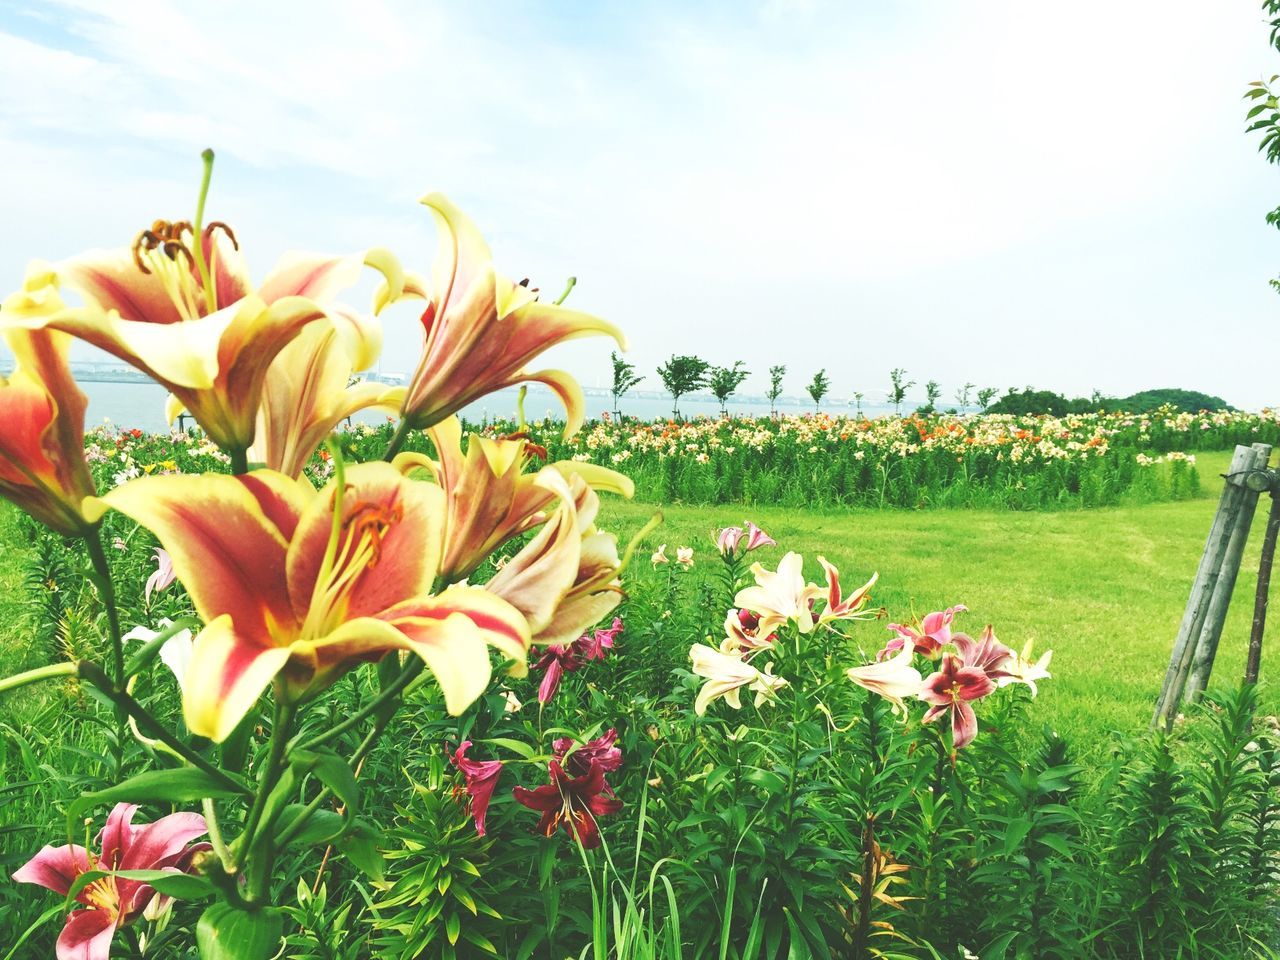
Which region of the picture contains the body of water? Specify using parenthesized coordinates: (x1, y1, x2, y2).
(79, 381, 904, 433)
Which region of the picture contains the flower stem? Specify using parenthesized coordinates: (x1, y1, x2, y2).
(292, 659, 423, 752)
(77, 661, 250, 796)
(228, 446, 249, 475)
(382, 419, 412, 461)
(236, 697, 297, 891)
(84, 528, 126, 777)
(0, 661, 77, 695)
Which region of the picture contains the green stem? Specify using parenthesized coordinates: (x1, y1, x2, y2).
(228, 446, 249, 475)
(0, 661, 77, 695)
(202, 798, 234, 873)
(236, 698, 296, 878)
(293, 659, 423, 752)
(77, 661, 250, 796)
(84, 529, 126, 778)
(382, 419, 412, 461)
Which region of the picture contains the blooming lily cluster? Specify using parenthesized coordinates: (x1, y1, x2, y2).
(692, 545, 1052, 751)
(0, 153, 636, 957)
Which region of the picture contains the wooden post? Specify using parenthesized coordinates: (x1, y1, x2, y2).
(1184, 443, 1272, 700)
(1245, 477, 1280, 685)
(1153, 445, 1261, 729)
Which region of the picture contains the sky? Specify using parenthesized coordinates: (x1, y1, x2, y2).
(0, 0, 1278, 409)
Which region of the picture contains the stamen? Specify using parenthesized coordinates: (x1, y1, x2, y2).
(205, 220, 239, 250)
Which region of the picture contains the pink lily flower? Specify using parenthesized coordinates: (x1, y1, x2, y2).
(449, 741, 503, 837)
(13, 803, 207, 960)
(512, 760, 622, 849)
(812, 557, 878, 626)
(743, 521, 776, 551)
(954, 624, 1016, 682)
(882, 604, 968, 660)
(919, 654, 996, 749)
(144, 547, 176, 603)
(715, 526, 744, 557)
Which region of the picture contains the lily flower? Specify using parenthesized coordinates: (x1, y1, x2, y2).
(99, 461, 529, 740)
(996, 638, 1053, 696)
(715, 526, 744, 556)
(743, 521, 776, 551)
(883, 604, 968, 660)
(123, 619, 194, 692)
(553, 728, 623, 780)
(396, 193, 626, 437)
(676, 546, 694, 567)
(0, 326, 100, 536)
(144, 547, 176, 603)
(248, 308, 403, 477)
(734, 552, 815, 636)
(534, 643, 582, 704)
(954, 624, 1016, 682)
(1, 175, 404, 455)
(449, 741, 503, 837)
(573, 617, 623, 662)
(512, 759, 622, 849)
(689, 643, 788, 715)
(14, 803, 207, 960)
(720, 608, 777, 660)
(401, 415, 632, 583)
(919, 653, 996, 749)
(846, 643, 924, 714)
(651, 543, 669, 566)
(812, 557, 878, 626)
(486, 471, 625, 647)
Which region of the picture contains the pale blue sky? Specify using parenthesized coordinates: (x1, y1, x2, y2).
(1, 0, 1277, 408)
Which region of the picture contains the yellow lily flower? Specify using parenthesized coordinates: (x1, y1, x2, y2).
(393, 194, 626, 437)
(397, 416, 633, 584)
(0, 323, 102, 536)
(248, 306, 403, 478)
(98, 462, 529, 741)
(689, 644, 788, 715)
(0, 177, 403, 458)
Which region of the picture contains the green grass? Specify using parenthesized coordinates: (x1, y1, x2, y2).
(598, 448, 1280, 754)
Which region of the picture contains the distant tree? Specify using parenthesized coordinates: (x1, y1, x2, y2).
(917, 380, 943, 415)
(889, 368, 915, 416)
(1119, 388, 1229, 413)
(954, 382, 975, 410)
(657, 354, 711, 419)
(1244, 6, 1280, 290)
(977, 387, 998, 411)
(708, 361, 750, 416)
(767, 365, 787, 416)
(852, 390, 865, 417)
(806, 369, 831, 412)
(610, 351, 644, 419)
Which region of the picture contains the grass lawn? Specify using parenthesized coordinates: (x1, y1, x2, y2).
(0, 448, 1272, 760)
(598, 448, 1280, 755)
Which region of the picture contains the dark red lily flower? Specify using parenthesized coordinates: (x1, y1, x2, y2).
(512, 760, 622, 849)
(449, 741, 504, 836)
(534, 644, 583, 703)
(573, 617, 623, 662)
(920, 654, 996, 749)
(553, 728, 623, 785)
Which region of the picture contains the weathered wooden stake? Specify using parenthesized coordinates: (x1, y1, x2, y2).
(1153, 444, 1268, 729)
(1245, 476, 1280, 685)
(1185, 443, 1273, 700)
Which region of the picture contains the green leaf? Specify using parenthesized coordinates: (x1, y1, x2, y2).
(337, 831, 385, 881)
(479, 737, 535, 760)
(290, 748, 360, 815)
(68, 768, 247, 827)
(66, 869, 212, 907)
(196, 904, 283, 960)
(445, 910, 461, 945)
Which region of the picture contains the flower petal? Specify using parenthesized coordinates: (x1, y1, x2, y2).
(12, 844, 92, 896)
(118, 812, 207, 873)
(182, 614, 292, 742)
(56, 907, 117, 960)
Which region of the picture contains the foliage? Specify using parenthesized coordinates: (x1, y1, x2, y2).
(708, 361, 750, 414)
(889, 368, 915, 416)
(611, 351, 646, 418)
(657, 355, 712, 418)
(767, 365, 787, 416)
(804, 368, 830, 411)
